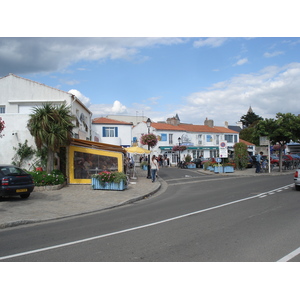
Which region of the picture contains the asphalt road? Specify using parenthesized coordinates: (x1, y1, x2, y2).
(0, 167, 299, 262)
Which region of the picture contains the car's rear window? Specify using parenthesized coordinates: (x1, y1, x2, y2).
(0, 166, 28, 176)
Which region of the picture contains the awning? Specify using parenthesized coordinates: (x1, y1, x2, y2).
(188, 146, 218, 150)
(159, 146, 173, 150)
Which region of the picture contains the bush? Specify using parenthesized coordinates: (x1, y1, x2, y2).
(28, 170, 65, 186)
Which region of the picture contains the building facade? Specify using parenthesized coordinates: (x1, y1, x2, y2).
(132, 116, 254, 165)
(91, 117, 133, 147)
(0, 73, 92, 167)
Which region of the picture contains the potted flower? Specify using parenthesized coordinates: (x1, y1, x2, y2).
(185, 154, 196, 168)
(172, 145, 187, 152)
(203, 161, 214, 171)
(91, 171, 127, 190)
(0, 116, 5, 138)
(223, 162, 235, 173)
(140, 133, 158, 148)
(213, 163, 224, 173)
(140, 161, 148, 171)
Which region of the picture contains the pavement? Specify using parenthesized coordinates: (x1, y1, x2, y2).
(0, 166, 295, 229)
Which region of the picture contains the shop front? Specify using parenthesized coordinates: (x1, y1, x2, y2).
(68, 139, 126, 184)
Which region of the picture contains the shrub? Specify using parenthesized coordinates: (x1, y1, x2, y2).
(28, 170, 65, 186)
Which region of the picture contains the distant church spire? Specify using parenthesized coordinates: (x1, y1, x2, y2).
(248, 106, 253, 113)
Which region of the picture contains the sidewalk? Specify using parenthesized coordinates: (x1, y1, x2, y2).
(0, 168, 161, 229)
(0, 166, 295, 229)
(198, 166, 295, 176)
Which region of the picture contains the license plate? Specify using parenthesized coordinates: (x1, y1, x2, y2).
(16, 189, 27, 193)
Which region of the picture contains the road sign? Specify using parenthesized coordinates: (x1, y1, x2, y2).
(219, 141, 228, 158)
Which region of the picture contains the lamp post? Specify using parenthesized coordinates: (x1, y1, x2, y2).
(146, 118, 152, 179)
(178, 137, 181, 165)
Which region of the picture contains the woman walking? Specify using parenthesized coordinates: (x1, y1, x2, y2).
(150, 155, 159, 182)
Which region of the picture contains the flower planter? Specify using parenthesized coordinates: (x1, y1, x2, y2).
(207, 166, 214, 171)
(214, 166, 224, 173)
(224, 166, 234, 173)
(187, 164, 196, 169)
(92, 178, 127, 190)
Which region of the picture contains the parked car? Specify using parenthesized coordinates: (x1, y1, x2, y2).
(294, 169, 300, 191)
(191, 158, 202, 168)
(191, 157, 210, 168)
(0, 165, 34, 199)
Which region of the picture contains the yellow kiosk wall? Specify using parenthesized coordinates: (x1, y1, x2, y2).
(69, 145, 124, 184)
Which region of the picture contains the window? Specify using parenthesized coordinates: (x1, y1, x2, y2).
(216, 135, 219, 145)
(0, 106, 6, 113)
(234, 135, 238, 143)
(198, 134, 202, 145)
(161, 133, 167, 141)
(225, 134, 233, 143)
(169, 134, 173, 144)
(206, 135, 213, 142)
(103, 127, 118, 137)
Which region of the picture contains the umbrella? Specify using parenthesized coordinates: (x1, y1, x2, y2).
(125, 146, 151, 180)
(125, 146, 150, 154)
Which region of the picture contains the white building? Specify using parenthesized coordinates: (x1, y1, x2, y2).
(132, 115, 253, 165)
(0, 73, 92, 166)
(91, 117, 133, 147)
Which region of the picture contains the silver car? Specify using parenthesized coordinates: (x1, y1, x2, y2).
(294, 169, 300, 191)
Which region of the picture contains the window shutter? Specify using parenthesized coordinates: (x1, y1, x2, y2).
(103, 127, 106, 137)
(115, 127, 118, 137)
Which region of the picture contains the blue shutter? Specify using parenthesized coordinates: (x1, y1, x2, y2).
(115, 127, 118, 137)
(103, 127, 106, 137)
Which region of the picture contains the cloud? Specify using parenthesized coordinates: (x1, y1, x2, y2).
(179, 62, 300, 126)
(111, 100, 127, 113)
(234, 58, 248, 66)
(0, 37, 187, 77)
(68, 89, 91, 107)
(264, 51, 284, 58)
(193, 37, 229, 48)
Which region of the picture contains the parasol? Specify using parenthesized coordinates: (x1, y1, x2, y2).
(125, 146, 151, 154)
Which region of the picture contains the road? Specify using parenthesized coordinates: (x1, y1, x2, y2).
(0, 167, 299, 262)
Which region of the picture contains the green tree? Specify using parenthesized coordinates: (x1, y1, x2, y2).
(27, 103, 75, 173)
(240, 111, 263, 128)
(233, 142, 249, 169)
(253, 113, 300, 171)
(239, 125, 260, 145)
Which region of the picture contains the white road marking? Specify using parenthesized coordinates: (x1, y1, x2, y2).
(277, 246, 300, 262)
(0, 184, 294, 261)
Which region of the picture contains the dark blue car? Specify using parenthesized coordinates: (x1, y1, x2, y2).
(0, 165, 34, 199)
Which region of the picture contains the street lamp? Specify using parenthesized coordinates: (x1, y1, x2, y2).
(146, 118, 151, 179)
(178, 137, 181, 165)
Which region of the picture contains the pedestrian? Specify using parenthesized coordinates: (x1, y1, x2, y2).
(256, 151, 263, 173)
(150, 155, 159, 182)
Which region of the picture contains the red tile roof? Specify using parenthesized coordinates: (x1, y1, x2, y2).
(150, 122, 239, 134)
(239, 138, 255, 146)
(92, 117, 133, 125)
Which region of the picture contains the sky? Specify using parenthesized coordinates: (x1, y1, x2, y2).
(1, 2, 300, 128)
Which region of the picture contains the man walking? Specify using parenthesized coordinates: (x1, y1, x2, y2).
(256, 151, 263, 173)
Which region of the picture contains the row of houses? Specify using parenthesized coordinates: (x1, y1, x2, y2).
(0, 73, 255, 170)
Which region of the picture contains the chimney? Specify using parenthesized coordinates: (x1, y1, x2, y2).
(204, 118, 214, 127)
(224, 121, 228, 128)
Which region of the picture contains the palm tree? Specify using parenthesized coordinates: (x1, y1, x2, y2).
(27, 103, 76, 173)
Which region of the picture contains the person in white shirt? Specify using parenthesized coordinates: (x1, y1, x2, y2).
(150, 155, 159, 182)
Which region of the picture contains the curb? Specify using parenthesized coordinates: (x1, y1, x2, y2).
(0, 181, 162, 229)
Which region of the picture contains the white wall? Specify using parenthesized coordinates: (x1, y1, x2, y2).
(0, 114, 36, 167)
(92, 124, 132, 147)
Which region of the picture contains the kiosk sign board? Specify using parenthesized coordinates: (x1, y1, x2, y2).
(219, 141, 228, 158)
